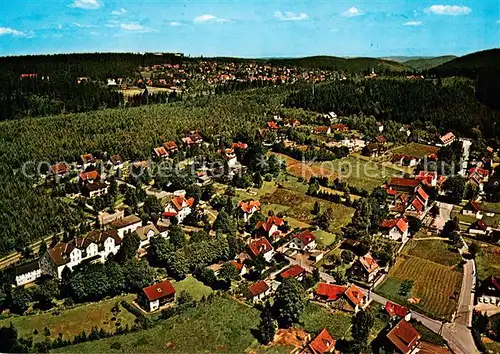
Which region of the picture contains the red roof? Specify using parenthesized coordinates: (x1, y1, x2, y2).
(411, 198, 424, 212)
(308, 328, 336, 353)
(389, 177, 421, 189)
(385, 302, 409, 318)
(142, 280, 176, 302)
(465, 200, 482, 212)
(256, 216, 284, 232)
(280, 265, 306, 279)
(231, 260, 245, 271)
(238, 200, 261, 213)
(294, 230, 316, 246)
(440, 132, 455, 144)
(248, 237, 273, 257)
(163, 140, 178, 151)
(267, 121, 279, 130)
(331, 123, 348, 131)
(248, 280, 269, 297)
(81, 153, 95, 164)
(80, 170, 100, 181)
(376, 135, 387, 143)
(380, 218, 408, 234)
(415, 187, 429, 202)
(468, 167, 489, 178)
(359, 253, 379, 274)
(387, 319, 421, 354)
(316, 283, 347, 301)
(231, 142, 248, 150)
(344, 284, 365, 306)
(50, 162, 69, 175)
(154, 146, 168, 157)
(162, 211, 178, 218)
(170, 196, 195, 211)
(315, 126, 330, 133)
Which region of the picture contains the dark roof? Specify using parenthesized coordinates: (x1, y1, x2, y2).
(15, 260, 40, 276)
(83, 181, 108, 192)
(389, 177, 421, 189)
(110, 214, 142, 229)
(110, 154, 123, 165)
(142, 280, 176, 301)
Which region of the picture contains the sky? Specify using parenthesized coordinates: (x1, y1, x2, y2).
(0, 0, 499, 58)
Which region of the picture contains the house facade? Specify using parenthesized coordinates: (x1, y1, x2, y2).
(15, 260, 42, 286)
(288, 230, 317, 252)
(140, 280, 176, 312)
(110, 214, 143, 238)
(164, 194, 195, 223)
(380, 218, 409, 242)
(247, 280, 271, 303)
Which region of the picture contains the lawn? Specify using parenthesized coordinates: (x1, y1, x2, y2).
(171, 276, 213, 301)
(376, 255, 462, 320)
(365, 303, 390, 342)
(312, 156, 399, 191)
(391, 143, 439, 159)
(270, 152, 337, 182)
(260, 188, 355, 233)
(312, 230, 337, 247)
(300, 303, 352, 340)
(0, 294, 136, 344)
(480, 202, 500, 214)
(54, 296, 260, 353)
(465, 238, 500, 281)
(403, 239, 462, 267)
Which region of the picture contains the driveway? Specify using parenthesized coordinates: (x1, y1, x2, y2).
(432, 202, 454, 231)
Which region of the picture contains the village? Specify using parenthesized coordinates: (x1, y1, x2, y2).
(1, 105, 499, 354)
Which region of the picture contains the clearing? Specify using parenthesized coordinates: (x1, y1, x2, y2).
(54, 296, 259, 353)
(391, 143, 439, 159)
(376, 255, 462, 320)
(0, 294, 136, 344)
(172, 275, 213, 301)
(403, 239, 462, 267)
(300, 302, 352, 340)
(270, 152, 337, 182)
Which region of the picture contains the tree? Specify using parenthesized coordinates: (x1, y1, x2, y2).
(407, 216, 422, 235)
(143, 195, 163, 215)
(38, 240, 48, 256)
(443, 176, 466, 204)
(331, 269, 348, 285)
(255, 301, 276, 344)
(177, 290, 193, 305)
(273, 278, 306, 328)
(213, 210, 236, 234)
(219, 262, 240, 285)
(190, 230, 210, 243)
(441, 219, 460, 238)
(0, 323, 20, 353)
(253, 172, 263, 188)
(168, 225, 187, 249)
(312, 201, 321, 215)
(34, 278, 60, 309)
(341, 250, 354, 264)
(314, 207, 333, 230)
(350, 310, 374, 352)
(123, 260, 154, 291)
(115, 232, 140, 263)
(10, 287, 31, 314)
(399, 280, 414, 296)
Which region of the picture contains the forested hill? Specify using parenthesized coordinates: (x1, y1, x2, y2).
(403, 56, 456, 71)
(266, 56, 409, 72)
(430, 49, 500, 78)
(0, 52, 184, 80)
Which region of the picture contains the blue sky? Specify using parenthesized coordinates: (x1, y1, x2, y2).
(0, 0, 499, 57)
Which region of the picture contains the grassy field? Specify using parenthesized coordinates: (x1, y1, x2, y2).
(403, 240, 462, 267)
(271, 152, 337, 182)
(391, 143, 439, 159)
(376, 255, 462, 320)
(54, 296, 259, 353)
(300, 303, 352, 340)
(312, 156, 399, 191)
(119, 86, 172, 99)
(480, 202, 500, 214)
(465, 238, 500, 280)
(172, 276, 213, 301)
(260, 188, 354, 234)
(0, 295, 136, 344)
(312, 230, 337, 247)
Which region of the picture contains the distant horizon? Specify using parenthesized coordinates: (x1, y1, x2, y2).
(1, 0, 499, 58)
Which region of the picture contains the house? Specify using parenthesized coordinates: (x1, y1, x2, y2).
(40, 230, 122, 279)
(110, 214, 142, 238)
(288, 230, 317, 252)
(248, 237, 275, 262)
(314, 126, 331, 135)
(255, 216, 284, 239)
(196, 171, 212, 186)
(362, 143, 385, 157)
(135, 224, 160, 248)
(163, 141, 179, 154)
(285, 119, 301, 128)
(315, 283, 366, 312)
(107, 78, 117, 86)
(267, 121, 279, 130)
(385, 302, 410, 320)
(331, 124, 349, 133)
(386, 319, 421, 354)
(109, 154, 123, 169)
(154, 146, 169, 158)
(98, 209, 125, 226)
(50, 162, 69, 177)
(164, 194, 195, 223)
(462, 200, 482, 219)
(400, 125, 411, 137)
(182, 131, 203, 145)
(79, 170, 100, 183)
(388, 177, 421, 194)
(439, 132, 456, 146)
(375, 135, 387, 145)
(468, 220, 489, 236)
(350, 252, 381, 283)
(279, 265, 306, 281)
(238, 200, 261, 222)
(304, 328, 336, 354)
(343, 284, 367, 312)
(477, 276, 500, 306)
(247, 280, 271, 303)
(380, 218, 409, 242)
(315, 283, 347, 302)
(377, 122, 384, 132)
(406, 187, 429, 216)
(231, 260, 248, 276)
(15, 260, 42, 286)
(231, 142, 248, 150)
(415, 171, 438, 187)
(140, 280, 176, 312)
(82, 181, 108, 198)
(81, 153, 96, 168)
(391, 154, 420, 167)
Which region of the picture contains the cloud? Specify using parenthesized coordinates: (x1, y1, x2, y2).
(497, 19, 500, 24)
(111, 8, 127, 16)
(0, 27, 29, 37)
(424, 5, 471, 15)
(193, 14, 228, 24)
(74, 22, 95, 28)
(403, 21, 423, 26)
(169, 22, 182, 26)
(342, 7, 363, 17)
(119, 23, 156, 32)
(274, 11, 308, 21)
(69, 0, 101, 10)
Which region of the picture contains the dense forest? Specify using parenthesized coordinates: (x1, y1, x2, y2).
(284, 78, 500, 140)
(430, 49, 500, 78)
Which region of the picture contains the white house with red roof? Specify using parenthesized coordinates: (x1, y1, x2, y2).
(140, 280, 176, 312)
(79, 170, 100, 184)
(255, 216, 284, 239)
(315, 283, 367, 312)
(163, 193, 195, 223)
(238, 200, 261, 222)
(350, 252, 381, 283)
(405, 186, 429, 217)
(380, 218, 409, 242)
(386, 319, 421, 354)
(248, 237, 275, 262)
(288, 230, 317, 252)
(50, 162, 69, 177)
(439, 132, 456, 146)
(247, 280, 271, 303)
(279, 264, 306, 281)
(462, 200, 483, 219)
(304, 328, 336, 353)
